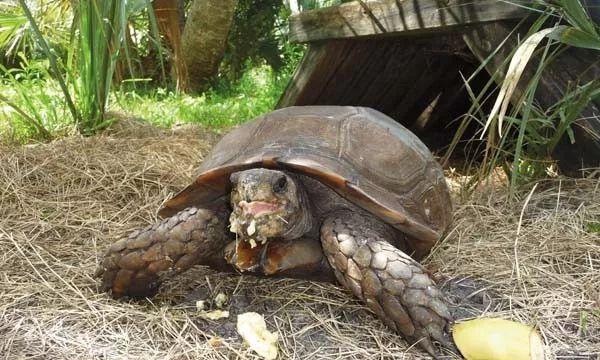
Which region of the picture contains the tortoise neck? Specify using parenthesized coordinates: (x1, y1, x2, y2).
(281, 173, 314, 240)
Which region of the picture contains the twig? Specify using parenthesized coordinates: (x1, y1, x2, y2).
(514, 183, 538, 280)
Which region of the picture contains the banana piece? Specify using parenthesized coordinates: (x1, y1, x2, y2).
(453, 318, 544, 360)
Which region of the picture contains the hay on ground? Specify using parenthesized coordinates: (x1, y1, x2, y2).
(0, 124, 598, 359)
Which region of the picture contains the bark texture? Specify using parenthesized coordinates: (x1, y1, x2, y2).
(153, 0, 188, 91)
(181, 0, 237, 92)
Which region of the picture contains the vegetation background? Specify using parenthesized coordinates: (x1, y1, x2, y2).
(0, 0, 309, 143)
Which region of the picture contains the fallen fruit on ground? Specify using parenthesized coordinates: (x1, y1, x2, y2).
(453, 318, 544, 360)
(236, 312, 278, 360)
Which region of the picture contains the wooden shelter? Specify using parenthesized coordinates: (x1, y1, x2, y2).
(277, 0, 600, 174)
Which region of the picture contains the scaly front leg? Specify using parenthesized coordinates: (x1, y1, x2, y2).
(320, 210, 454, 358)
(96, 207, 228, 298)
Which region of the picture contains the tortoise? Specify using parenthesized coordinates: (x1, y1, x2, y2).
(96, 106, 454, 357)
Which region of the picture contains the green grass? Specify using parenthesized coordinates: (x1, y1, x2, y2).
(0, 61, 71, 142)
(587, 222, 600, 234)
(0, 63, 295, 143)
(114, 64, 291, 129)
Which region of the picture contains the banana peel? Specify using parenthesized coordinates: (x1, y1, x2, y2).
(453, 318, 544, 360)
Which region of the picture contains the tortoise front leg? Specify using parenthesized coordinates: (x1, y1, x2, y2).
(320, 211, 454, 358)
(96, 207, 228, 299)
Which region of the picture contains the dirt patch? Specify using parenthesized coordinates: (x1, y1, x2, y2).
(0, 123, 598, 359)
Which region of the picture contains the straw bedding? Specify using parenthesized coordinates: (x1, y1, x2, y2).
(0, 123, 598, 359)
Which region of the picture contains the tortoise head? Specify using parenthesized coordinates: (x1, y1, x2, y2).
(229, 169, 313, 244)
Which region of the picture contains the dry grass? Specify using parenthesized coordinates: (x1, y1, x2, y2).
(0, 123, 598, 359)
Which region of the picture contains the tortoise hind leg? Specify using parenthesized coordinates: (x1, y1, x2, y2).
(320, 210, 454, 358)
(96, 207, 228, 299)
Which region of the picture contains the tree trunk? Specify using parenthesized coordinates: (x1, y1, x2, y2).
(181, 0, 238, 92)
(153, 0, 187, 91)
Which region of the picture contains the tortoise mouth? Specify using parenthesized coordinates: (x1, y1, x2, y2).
(239, 200, 284, 217)
(230, 200, 290, 241)
(229, 238, 268, 272)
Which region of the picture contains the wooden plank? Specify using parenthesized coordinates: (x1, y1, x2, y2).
(316, 40, 381, 105)
(463, 21, 600, 174)
(276, 43, 330, 108)
(388, 50, 453, 122)
(277, 41, 356, 107)
(289, 0, 531, 43)
(277, 35, 477, 130)
(337, 41, 397, 104)
(355, 42, 418, 107)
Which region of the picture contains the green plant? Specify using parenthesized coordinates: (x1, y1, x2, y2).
(0, 57, 69, 141)
(17, 0, 81, 127)
(587, 222, 600, 233)
(72, 0, 125, 134)
(0, 1, 71, 63)
(1, 1, 301, 141)
(3, 0, 166, 136)
(126, 0, 167, 85)
(223, 0, 286, 80)
(447, 0, 600, 191)
(0, 60, 295, 142)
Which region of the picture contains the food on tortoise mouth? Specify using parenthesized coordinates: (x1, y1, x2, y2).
(247, 220, 256, 236)
(229, 202, 287, 243)
(240, 201, 282, 217)
(230, 237, 267, 271)
(248, 238, 258, 248)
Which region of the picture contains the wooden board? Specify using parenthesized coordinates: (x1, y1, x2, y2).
(277, 41, 354, 108)
(276, 35, 481, 151)
(289, 0, 531, 43)
(277, 43, 330, 108)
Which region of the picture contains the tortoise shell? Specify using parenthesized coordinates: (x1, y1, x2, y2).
(159, 106, 452, 257)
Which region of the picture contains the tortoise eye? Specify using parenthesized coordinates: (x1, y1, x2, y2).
(272, 176, 287, 194)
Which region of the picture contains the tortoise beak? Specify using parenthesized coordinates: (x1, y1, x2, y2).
(239, 200, 283, 217)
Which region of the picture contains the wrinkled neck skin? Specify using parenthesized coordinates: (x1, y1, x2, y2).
(281, 177, 313, 239)
(229, 169, 314, 243)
